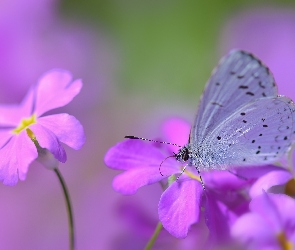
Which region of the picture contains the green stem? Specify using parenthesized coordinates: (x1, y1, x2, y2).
(54, 168, 75, 250)
(144, 222, 163, 250)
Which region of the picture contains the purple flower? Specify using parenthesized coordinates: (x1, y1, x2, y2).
(0, 69, 85, 185)
(0, 0, 112, 107)
(248, 162, 295, 200)
(105, 118, 262, 241)
(231, 192, 295, 249)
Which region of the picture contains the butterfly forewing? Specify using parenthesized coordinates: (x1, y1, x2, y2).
(190, 50, 278, 144)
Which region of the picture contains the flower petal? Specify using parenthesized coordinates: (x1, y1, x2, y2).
(37, 114, 85, 150)
(203, 170, 250, 191)
(231, 212, 277, 249)
(105, 139, 178, 172)
(204, 190, 237, 244)
(261, 193, 295, 231)
(112, 167, 172, 195)
(0, 129, 13, 149)
(30, 123, 66, 162)
(34, 69, 82, 116)
(250, 192, 282, 233)
(0, 133, 37, 185)
(249, 170, 292, 198)
(161, 118, 190, 152)
(158, 179, 202, 238)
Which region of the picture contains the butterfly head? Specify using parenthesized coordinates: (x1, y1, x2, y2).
(175, 146, 190, 163)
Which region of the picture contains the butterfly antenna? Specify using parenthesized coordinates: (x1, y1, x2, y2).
(125, 135, 182, 148)
(159, 155, 176, 176)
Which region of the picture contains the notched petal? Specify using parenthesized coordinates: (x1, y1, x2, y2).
(158, 179, 202, 238)
(0, 133, 37, 185)
(35, 69, 82, 116)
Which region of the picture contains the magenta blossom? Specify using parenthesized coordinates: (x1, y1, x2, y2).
(0, 69, 85, 185)
(232, 192, 295, 249)
(105, 118, 272, 241)
(104, 118, 206, 238)
(247, 157, 295, 201)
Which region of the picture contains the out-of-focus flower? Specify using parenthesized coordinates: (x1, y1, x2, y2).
(111, 198, 210, 250)
(0, 1, 114, 249)
(231, 192, 295, 249)
(0, 69, 85, 185)
(105, 118, 268, 242)
(220, 8, 295, 99)
(249, 164, 295, 198)
(0, 0, 114, 107)
(105, 134, 199, 239)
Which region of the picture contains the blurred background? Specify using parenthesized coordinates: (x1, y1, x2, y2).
(0, 0, 295, 249)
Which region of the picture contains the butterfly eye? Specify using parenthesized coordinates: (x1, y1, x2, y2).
(182, 148, 190, 161)
(183, 153, 189, 161)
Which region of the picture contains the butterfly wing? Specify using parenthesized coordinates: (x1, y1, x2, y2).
(197, 96, 295, 170)
(190, 50, 278, 144)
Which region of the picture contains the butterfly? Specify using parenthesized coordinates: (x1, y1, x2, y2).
(127, 50, 295, 179)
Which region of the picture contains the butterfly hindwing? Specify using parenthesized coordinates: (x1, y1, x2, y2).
(198, 96, 295, 169)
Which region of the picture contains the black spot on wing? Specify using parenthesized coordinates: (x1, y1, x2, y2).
(211, 102, 223, 107)
(239, 85, 248, 89)
(258, 81, 266, 89)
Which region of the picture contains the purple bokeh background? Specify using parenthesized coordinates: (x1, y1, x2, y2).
(0, 1, 295, 249)
(220, 7, 295, 100)
(0, 0, 118, 249)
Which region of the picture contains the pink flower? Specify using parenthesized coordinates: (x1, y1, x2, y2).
(105, 118, 270, 241)
(232, 192, 295, 249)
(0, 69, 85, 185)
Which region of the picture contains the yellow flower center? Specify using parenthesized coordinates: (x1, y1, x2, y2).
(277, 232, 293, 250)
(184, 168, 201, 182)
(285, 178, 295, 197)
(12, 114, 36, 135)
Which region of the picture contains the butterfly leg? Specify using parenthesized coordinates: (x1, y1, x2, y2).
(176, 164, 188, 181)
(195, 166, 205, 190)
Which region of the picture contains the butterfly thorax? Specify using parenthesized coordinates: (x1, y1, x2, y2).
(175, 143, 230, 169)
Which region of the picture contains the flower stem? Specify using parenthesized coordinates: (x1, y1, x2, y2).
(54, 168, 75, 250)
(144, 222, 163, 250)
